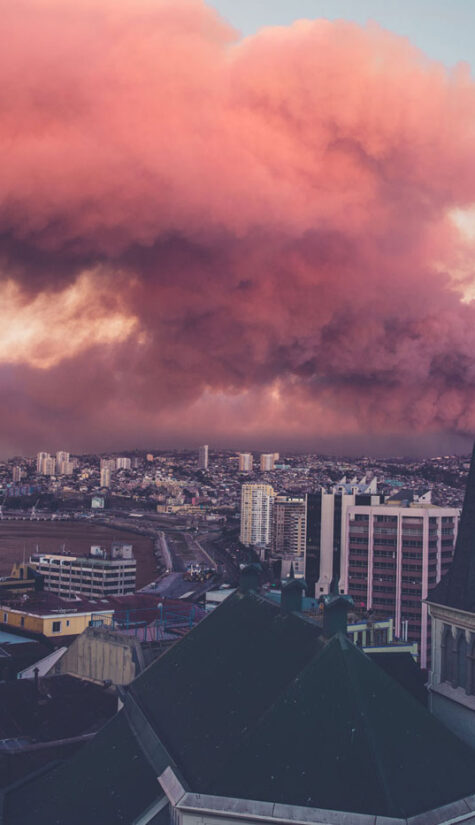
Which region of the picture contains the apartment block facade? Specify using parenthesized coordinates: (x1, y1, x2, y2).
(270, 495, 307, 578)
(345, 504, 459, 668)
(240, 483, 275, 551)
(305, 477, 383, 597)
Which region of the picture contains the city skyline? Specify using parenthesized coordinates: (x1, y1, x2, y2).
(2, 0, 475, 457)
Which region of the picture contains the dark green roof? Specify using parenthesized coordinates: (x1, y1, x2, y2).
(130, 589, 324, 789)
(207, 634, 475, 818)
(3, 590, 475, 823)
(2, 710, 162, 825)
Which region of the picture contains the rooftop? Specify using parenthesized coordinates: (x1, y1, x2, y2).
(3, 589, 475, 823)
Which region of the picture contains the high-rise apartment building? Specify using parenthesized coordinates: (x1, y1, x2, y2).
(239, 453, 253, 473)
(36, 453, 56, 476)
(100, 458, 116, 472)
(345, 502, 459, 668)
(306, 477, 382, 597)
(55, 451, 73, 475)
(198, 445, 209, 470)
(100, 467, 111, 488)
(271, 495, 307, 578)
(116, 457, 131, 471)
(260, 453, 275, 472)
(240, 483, 275, 551)
(12, 466, 23, 483)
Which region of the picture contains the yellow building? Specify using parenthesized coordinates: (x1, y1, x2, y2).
(0, 593, 113, 638)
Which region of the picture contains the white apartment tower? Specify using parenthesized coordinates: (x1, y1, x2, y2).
(36, 453, 56, 476)
(239, 453, 253, 473)
(116, 457, 132, 470)
(271, 495, 307, 578)
(240, 483, 275, 551)
(56, 451, 73, 475)
(260, 453, 275, 472)
(100, 467, 111, 488)
(305, 476, 382, 598)
(198, 445, 209, 470)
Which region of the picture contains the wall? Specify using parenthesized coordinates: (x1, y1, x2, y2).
(57, 625, 144, 685)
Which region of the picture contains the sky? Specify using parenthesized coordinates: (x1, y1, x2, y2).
(210, 1, 475, 71)
(2, 0, 475, 458)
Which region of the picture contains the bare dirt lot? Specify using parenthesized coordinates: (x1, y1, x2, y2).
(0, 522, 156, 589)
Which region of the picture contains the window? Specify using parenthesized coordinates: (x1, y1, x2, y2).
(457, 633, 468, 692)
(20, 617, 25, 627)
(2, 613, 7, 623)
(52, 621, 62, 633)
(441, 625, 453, 683)
(470, 640, 475, 696)
(66, 620, 70, 627)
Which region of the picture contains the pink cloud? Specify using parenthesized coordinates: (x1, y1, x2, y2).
(1, 0, 475, 453)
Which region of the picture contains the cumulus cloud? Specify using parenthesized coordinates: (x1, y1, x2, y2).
(1, 0, 475, 454)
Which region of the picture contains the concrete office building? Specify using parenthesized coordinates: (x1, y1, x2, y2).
(29, 547, 136, 598)
(240, 483, 275, 551)
(271, 495, 307, 578)
(306, 476, 383, 598)
(345, 502, 459, 669)
(239, 453, 253, 473)
(260, 453, 275, 472)
(198, 445, 208, 470)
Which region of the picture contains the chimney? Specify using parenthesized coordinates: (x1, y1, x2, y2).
(239, 564, 261, 594)
(33, 666, 40, 697)
(319, 593, 354, 638)
(281, 577, 306, 613)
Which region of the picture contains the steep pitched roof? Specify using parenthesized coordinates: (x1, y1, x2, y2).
(429, 443, 475, 610)
(129, 589, 324, 789)
(2, 711, 161, 825)
(3, 590, 475, 823)
(205, 634, 475, 818)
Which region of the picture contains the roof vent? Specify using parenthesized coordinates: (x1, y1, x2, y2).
(239, 564, 261, 594)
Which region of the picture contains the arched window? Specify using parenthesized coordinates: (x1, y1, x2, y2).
(457, 633, 468, 691)
(469, 640, 475, 695)
(441, 625, 453, 683)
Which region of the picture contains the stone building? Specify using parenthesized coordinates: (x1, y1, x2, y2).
(427, 443, 475, 746)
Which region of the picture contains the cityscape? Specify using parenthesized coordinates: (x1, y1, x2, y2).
(3, 0, 475, 823)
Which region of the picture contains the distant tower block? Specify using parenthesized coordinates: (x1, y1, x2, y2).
(100, 467, 111, 488)
(239, 453, 253, 472)
(198, 445, 209, 470)
(260, 453, 275, 471)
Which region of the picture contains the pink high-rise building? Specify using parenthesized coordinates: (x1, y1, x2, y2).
(344, 501, 459, 668)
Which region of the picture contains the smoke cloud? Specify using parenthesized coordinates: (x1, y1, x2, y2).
(1, 0, 475, 455)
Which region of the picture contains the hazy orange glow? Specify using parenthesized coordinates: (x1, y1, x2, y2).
(0, 273, 137, 369)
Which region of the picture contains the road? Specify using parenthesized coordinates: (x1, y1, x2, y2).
(96, 513, 227, 596)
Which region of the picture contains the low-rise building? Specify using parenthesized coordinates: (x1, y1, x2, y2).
(0, 593, 114, 639)
(29, 547, 136, 598)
